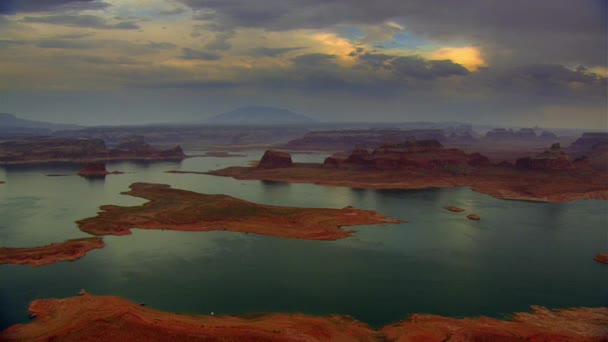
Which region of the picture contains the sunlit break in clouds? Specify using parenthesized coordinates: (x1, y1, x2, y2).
(0, 0, 606, 128)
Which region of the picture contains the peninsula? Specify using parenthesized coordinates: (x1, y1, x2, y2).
(77, 182, 399, 240)
(205, 143, 608, 202)
(0, 238, 104, 267)
(2, 293, 606, 341)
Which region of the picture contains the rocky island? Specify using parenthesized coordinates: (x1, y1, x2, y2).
(2, 293, 606, 341)
(0, 238, 104, 267)
(206, 141, 608, 202)
(77, 162, 123, 178)
(77, 182, 399, 240)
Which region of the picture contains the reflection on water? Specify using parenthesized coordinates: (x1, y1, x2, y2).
(0, 151, 607, 329)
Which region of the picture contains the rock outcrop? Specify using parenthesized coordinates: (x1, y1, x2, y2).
(569, 132, 608, 155)
(595, 252, 608, 264)
(0, 137, 186, 164)
(282, 129, 447, 151)
(485, 127, 558, 141)
(515, 143, 577, 171)
(78, 163, 110, 177)
(323, 140, 490, 170)
(443, 206, 465, 212)
(257, 150, 293, 169)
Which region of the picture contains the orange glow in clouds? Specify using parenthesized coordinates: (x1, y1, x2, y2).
(430, 47, 486, 71)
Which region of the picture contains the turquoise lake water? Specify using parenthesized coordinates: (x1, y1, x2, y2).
(0, 152, 607, 329)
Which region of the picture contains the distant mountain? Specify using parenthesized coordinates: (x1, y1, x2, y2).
(0, 113, 80, 131)
(207, 106, 318, 125)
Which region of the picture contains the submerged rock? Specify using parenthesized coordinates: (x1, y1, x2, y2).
(467, 214, 480, 220)
(443, 206, 465, 212)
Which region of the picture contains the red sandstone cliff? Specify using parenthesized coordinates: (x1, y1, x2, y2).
(258, 150, 293, 169)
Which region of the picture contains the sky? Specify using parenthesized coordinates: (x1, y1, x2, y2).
(0, 0, 606, 128)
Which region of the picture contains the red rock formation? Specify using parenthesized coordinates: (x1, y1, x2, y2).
(323, 140, 490, 171)
(381, 305, 608, 341)
(77, 182, 399, 240)
(2, 294, 607, 342)
(282, 129, 447, 151)
(0, 238, 104, 267)
(78, 163, 110, 177)
(0, 137, 186, 164)
(594, 252, 608, 264)
(467, 214, 481, 220)
(443, 206, 465, 212)
(515, 143, 576, 171)
(257, 150, 293, 169)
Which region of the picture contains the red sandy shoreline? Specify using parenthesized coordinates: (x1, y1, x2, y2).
(1, 293, 606, 341)
(0, 238, 105, 267)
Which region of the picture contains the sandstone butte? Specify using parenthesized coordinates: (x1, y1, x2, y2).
(1, 293, 607, 342)
(76, 182, 400, 240)
(77, 162, 123, 178)
(0, 238, 104, 267)
(203, 143, 608, 203)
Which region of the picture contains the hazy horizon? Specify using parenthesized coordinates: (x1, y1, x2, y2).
(0, 0, 606, 129)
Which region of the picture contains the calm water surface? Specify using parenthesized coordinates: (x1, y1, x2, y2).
(1, 152, 607, 329)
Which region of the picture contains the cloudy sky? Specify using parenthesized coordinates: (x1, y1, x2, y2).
(0, 0, 606, 127)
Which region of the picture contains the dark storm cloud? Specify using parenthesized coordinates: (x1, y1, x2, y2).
(22, 14, 139, 30)
(32, 38, 176, 54)
(355, 53, 469, 79)
(0, 0, 108, 14)
(159, 7, 187, 16)
(291, 53, 337, 67)
(0, 39, 27, 48)
(72, 56, 139, 65)
(178, 0, 606, 67)
(249, 47, 304, 57)
(485, 64, 607, 101)
(390, 56, 469, 79)
(204, 31, 234, 51)
(146, 41, 177, 49)
(140, 80, 238, 89)
(180, 48, 222, 60)
(35, 39, 98, 49)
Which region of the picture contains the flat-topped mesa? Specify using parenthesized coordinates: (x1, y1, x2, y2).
(282, 129, 447, 151)
(324, 139, 490, 170)
(257, 150, 293, 169)
(0, 137, 185, 164)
